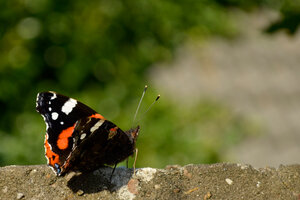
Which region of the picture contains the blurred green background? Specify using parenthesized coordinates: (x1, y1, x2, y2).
(0, 0, 298, 168)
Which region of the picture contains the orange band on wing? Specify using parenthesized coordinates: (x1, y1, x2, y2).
(45, 138, 60, 166)
(57, 124, 76, 150)
(90, 113, 105, 119)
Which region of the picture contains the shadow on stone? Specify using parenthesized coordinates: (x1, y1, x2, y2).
(67, 166, 133, 194)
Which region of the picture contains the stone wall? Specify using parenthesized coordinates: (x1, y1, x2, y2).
(1, 163, 299, 199)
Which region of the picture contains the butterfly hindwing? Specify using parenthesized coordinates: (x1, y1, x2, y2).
(60, 116, 139, 175)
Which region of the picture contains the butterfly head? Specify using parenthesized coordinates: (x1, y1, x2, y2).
(126, 125, 140, 143)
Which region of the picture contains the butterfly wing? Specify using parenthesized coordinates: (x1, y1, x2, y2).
(59, 116, 139, 175)
(36, 91, 104, 175)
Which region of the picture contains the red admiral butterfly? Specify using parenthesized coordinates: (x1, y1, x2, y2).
(36, 91, 139, 176)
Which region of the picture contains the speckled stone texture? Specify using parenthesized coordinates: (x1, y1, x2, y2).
(0, 163, 299, 199)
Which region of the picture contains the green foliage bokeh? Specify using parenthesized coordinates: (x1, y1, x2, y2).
(0, 0, 296, 168)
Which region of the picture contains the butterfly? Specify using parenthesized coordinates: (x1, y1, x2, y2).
(36, 91, 139, 176)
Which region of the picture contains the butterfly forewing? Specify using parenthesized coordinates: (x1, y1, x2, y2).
(36, 91, 104, 174)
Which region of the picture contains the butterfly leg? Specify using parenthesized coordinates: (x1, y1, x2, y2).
(126, 158, 129, 168)
(110, 163, 117, 181)
(133, 148, 138, 175)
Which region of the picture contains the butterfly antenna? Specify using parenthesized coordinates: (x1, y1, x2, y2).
(135, 94, 160, 124)
(132, 85, 148, 126)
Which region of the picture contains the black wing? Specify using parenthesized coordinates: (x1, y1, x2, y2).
(36, 91, 104, 174)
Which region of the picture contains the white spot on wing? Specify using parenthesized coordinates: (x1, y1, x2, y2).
(90, 120, 105, 133)
(80, 133, 87, 140)
(60, 121, 64, 125)
(51, 112, 58, 120)
(41, 115, 49, 130)
(62, 98, 77, 115)
(50, 93, 57, 100)
(49, 107, 52, 111)
(36, 93, 40, 107)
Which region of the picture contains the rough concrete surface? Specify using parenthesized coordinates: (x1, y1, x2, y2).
(0, 163, 299, 200)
